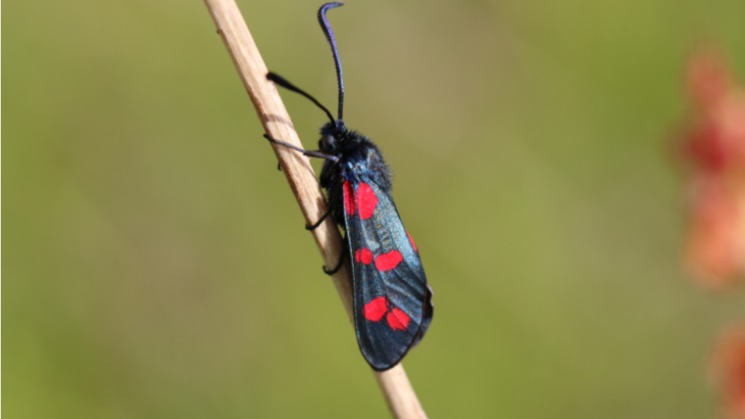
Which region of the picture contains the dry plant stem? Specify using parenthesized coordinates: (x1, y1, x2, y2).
(202, 0, 427, 418)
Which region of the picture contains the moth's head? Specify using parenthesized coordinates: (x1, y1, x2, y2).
(319, 119, 347, 152)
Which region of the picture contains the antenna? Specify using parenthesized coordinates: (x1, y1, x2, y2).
(318, 2, 345, 121)
(267, 72, 335, 124)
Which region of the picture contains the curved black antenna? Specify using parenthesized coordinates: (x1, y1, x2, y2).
(267, 72, 335, 124)
(318, 2, 345, 121)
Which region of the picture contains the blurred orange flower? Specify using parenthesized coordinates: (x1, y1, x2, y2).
(711, 324, 745, 419)
(680, 50, 745, 287)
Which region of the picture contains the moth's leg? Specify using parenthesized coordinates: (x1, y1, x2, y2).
(322, 243, 348, 275)
(264, 134, 338, 162)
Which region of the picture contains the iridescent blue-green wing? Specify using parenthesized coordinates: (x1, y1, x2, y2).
(341, 179, 433, 371)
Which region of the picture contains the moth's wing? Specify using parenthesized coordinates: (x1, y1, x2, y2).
(342, 180, 434, 371)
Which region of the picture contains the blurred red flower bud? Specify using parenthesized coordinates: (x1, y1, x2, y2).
(711, 324, 745, 419)
(679, 49, 745, 287)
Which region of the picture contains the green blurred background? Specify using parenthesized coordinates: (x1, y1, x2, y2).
(4, 0, 745, 417)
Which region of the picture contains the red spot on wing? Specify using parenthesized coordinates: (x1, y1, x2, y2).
(343, 181, 355, 215)
(354, 248, 373, 265)
(355, 182, 378, 220)
(364, 297, 411, 332)
(407, 232, 418, 252)
(386, 308, 411, 331)
(375, 251, 403, 271)
(363, 297, 388, 322)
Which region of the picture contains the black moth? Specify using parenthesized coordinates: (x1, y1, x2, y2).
(265, 2, 433, 371)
